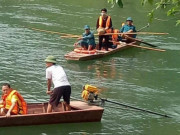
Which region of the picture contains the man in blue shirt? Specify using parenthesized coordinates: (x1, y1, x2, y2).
(120, 17, 137, 40)
(74, 25, 96, 51)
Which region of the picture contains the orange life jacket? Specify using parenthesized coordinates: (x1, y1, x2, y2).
(0, 94, 7, 108)
(112, 29, 120, 41)
(5, 90, 27, 115)
(99, 16, 112, 33)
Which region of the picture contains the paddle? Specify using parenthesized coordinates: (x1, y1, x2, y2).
(60, 32, 168, 39)
(124, 35, 157, 47)
(137, 23, 150, 32)
(98, 32, 169, 36)
(61, 35, 81, 38)
(100, 98, 171, 118)
(111, 41, 165, 52)
(26, 27, 77, 36)
(127, 44, 166, 52)
(61, 32, 169, 38)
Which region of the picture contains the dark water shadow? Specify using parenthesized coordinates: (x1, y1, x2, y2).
(0, 122, 103, 135)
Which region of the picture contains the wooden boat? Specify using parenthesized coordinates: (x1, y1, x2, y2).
(64, 41, 141, 61)
(0, 101, 104, 127)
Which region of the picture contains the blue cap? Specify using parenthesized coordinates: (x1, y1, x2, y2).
(126, 17, 133, 22)
(84, 25, 90, 30)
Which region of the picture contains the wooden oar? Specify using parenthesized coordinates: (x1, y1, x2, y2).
(61, 35, 81, 38)
(26, 27, 78, 36)
(114, 41, 165, 52)
(126, 43, 166, 52)
(95, 32, 169, 36)
(137, 23, 150, 32)
(124, 36, 157, 47)
(61, 31, 168, 38)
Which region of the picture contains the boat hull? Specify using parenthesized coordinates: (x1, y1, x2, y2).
(0, 101, 104, 127)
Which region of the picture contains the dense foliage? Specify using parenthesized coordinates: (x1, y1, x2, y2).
(108, 0, 180, 25)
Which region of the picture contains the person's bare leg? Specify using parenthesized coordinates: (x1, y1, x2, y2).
(47, 103, 53, 113)
(88, 45, 93, 51)
(64, 102, 71, 111)
(0, 108, 5, 116)
(62, 102, 66, 111)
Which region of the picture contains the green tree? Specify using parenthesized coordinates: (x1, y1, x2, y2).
(108, 0, 180, 26)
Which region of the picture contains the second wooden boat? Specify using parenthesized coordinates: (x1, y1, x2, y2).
(64, 41, 140, 61)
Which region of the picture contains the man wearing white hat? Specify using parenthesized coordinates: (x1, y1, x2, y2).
(45, 55, 71, 112)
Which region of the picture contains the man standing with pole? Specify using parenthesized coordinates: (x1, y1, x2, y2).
(45, 55, 71, 113)
(96, 8, 113, 51)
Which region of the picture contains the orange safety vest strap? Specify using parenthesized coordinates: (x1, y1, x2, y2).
(99, 16, 111, 28)
(112, 29, 120, 41)
(5, 90, 18, 114)
(1, 94, 7, 108)
(16, 92, 27, 114)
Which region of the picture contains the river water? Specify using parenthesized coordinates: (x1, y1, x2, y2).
(0, 0, 180, 134)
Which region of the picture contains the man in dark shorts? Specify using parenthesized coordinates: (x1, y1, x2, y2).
(45, 55, 71, 112)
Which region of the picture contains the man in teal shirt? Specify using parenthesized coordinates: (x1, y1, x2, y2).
(120, 17, 137, 38)
(74, 25, 96, 51)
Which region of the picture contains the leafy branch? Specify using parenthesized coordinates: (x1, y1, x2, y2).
(108, 0, 180, 26)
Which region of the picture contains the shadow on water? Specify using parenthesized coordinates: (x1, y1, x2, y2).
(65, 47, 142, 80)
(0, 122, 103, 135)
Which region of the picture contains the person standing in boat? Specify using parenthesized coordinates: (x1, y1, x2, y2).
(74, 25, 96, 51)
(45, 55, 71, 113)
(0, 83, 27, 117)
(120, 17, 137, 43)
(96, 8, 112, 51)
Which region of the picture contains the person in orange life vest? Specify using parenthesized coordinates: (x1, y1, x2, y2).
(0, 83, 27, 117)
(0, 92, 7, 109)
(0, 96, 5, 108)
(120, 17, 137, 42)
(74, 25, 96, 51)
(96, 8, 112, 51)
(103, 27, 122, 49)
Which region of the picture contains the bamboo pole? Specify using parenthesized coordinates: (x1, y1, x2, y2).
(126, 43, 166, 52)
(61, 32, 169, 38)
(61, 35, 81, 38)
(95, 32, 169, 36)
(124, 35, 157, 47)
(113, 40, 165, 52)
(26, 27, 78, 36)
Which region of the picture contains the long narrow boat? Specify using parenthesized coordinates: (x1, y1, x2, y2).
(0, 101, 104, 127)
(64, 41, 141, 61)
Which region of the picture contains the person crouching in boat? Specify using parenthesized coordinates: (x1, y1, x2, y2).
(45, 56, 71, 112)
(74, 25, 96, 51)
(120, 17, 137, 43)
(107, 28, 122, 49)
(0, 83, 27, 117)
(96, 8, 112, 51)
